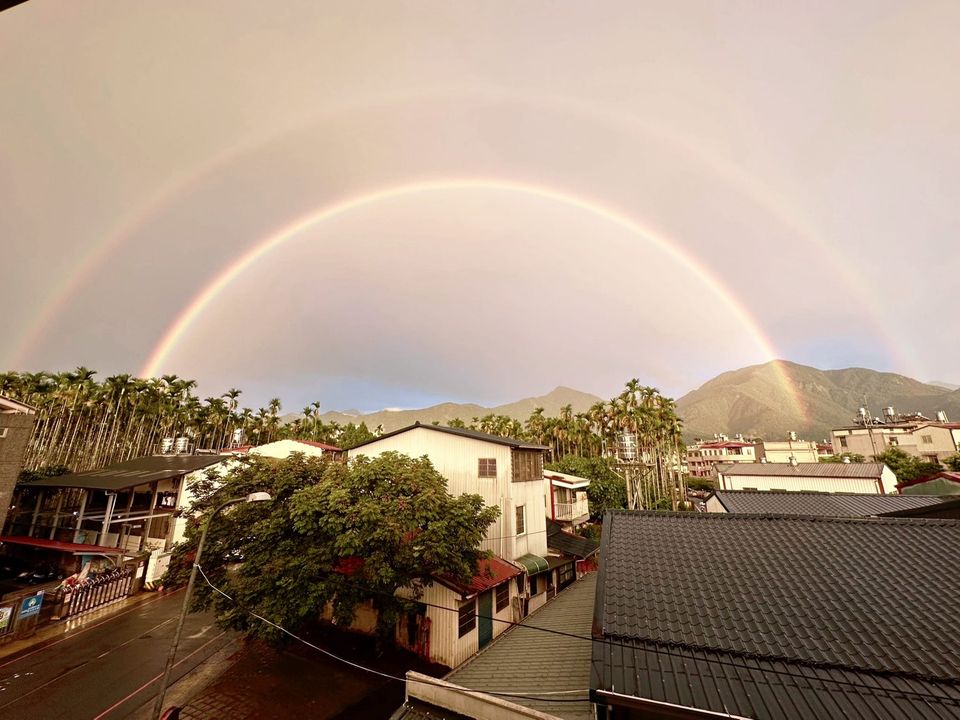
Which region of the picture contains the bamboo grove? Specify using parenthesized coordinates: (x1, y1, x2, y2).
(1, 370, 686, 508)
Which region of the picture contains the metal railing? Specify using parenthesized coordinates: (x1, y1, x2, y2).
(554, 499, 589, 521)
(61, 567, 135, 619)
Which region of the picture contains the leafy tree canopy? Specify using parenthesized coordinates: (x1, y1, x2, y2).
(166, 452, 499, 642)
(819, 453, 866, 464)
(873, 447, 942, 483)
(546, 455, 626, 519)
(945, 454, 960, 472)
(684, 475, 717, 492)
(18, 464, 72, 484)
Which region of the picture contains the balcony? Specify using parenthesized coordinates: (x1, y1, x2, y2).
(554, 497, 590, 522)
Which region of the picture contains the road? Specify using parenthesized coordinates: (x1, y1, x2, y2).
(0, 592, 232, 720)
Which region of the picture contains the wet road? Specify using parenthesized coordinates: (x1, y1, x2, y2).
(0, 592, 231, 720)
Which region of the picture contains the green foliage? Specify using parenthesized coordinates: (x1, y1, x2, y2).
(546, 455, 626, 519)
(819, 453, 866, 464)
(18, 464, 72, 484)
(684, 475, 716, 492)
(335, 422, 376, 449)
(165, 452, 499, 643)
(873, 447, 942, 483)
(944, 454, 960, 472)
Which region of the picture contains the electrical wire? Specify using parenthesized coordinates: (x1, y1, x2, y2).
(314, 573, 960, 706)
(195, 564, 960, 706)
(195, 564, 589, 704)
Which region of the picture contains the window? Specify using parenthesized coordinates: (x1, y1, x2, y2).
(495, 583, 509, 611)
(839, 436, 848, 449)
(921, 435, 933, 444)
(889, 437, 899, 446)
(529, 574, 539, 595)
(558, 564, 575, 586)
(478, 458, 497, 478)
(458, 599, 476, 637)
(511, 450, 542, 482)
(515, 505, 525, 535)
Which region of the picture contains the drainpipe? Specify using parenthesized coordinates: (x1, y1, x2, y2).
(549, 480, 556, 520)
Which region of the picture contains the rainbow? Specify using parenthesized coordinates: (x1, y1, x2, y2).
(138, 178, 810, 423)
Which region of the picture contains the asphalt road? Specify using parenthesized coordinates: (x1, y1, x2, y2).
(0, 592, 232, 720)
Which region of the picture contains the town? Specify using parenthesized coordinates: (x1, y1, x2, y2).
(3, 2, 959, 718)
(0, 370, 958, 718)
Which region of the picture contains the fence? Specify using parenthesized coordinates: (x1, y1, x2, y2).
(60, 566, 136, 619)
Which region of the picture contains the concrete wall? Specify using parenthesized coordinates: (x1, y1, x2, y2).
(250, 439, 332, 459)
(0, 413, 36, 531)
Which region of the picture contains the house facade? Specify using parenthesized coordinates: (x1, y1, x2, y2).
(543, 469, 590, 528)
(347, 422, 562, 667)
(686, 438, 756, 478)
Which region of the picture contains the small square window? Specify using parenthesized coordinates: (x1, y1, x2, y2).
(496, 583, 509, 611)
(458, 599, 476, 637)
(515, 505, 525, 535)
(478, 458, 497, 478)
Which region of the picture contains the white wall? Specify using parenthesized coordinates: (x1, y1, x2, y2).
(705, 495, 727, 513)
(717, 472, 885, 494)
(348, 428, 547, 560)
(251, 439, 331, 459)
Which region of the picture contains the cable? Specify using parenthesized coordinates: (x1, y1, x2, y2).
(195, 565, 588, 704)
(316, 573, 960, 706)
(194, 565, 960, 706)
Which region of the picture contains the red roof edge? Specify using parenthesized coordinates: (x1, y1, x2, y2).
(435, 556, 521, 597)
(0, 535, 126, 555)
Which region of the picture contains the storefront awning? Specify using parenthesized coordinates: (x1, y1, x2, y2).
(514, 553, 549, 574)
(0, 535, 126, 556)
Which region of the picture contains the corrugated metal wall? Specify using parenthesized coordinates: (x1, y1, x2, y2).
(719, 474, 881, 494)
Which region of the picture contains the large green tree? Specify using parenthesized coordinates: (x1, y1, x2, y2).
(166, 452, 499, 642)
(873, 447, 942, 484)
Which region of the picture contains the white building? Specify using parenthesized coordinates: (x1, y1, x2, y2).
(716, 461, 897, 495)
(543, 470, 590, 528)
(347, 422, 559, 667)
(686, 438, 757, 478)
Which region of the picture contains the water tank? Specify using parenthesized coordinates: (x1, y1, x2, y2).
(937, 410, 949, 423)
(175, 437, 189, 454)
(884, 406, 896, 419)
(160, 438, 174, 454)
(788, 431, 797, 442)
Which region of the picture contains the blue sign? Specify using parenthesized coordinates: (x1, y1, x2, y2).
(19, 592, 43, 619)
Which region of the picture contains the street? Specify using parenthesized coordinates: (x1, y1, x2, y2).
(0, 592, 231, 720)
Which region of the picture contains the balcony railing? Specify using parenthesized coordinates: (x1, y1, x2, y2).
(554, 498, 589, 521)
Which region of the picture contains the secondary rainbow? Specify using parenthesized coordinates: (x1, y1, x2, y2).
(139, 178, 809, 421)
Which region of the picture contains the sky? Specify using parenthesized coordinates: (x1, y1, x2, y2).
(2, 1, 958, 413)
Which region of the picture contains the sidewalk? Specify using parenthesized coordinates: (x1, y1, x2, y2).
(0, 589, 177, 663)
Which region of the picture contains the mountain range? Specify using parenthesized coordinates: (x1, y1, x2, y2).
(303, 362, 959, 442)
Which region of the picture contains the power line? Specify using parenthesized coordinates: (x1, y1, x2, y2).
(293, 573, 960, 706)
(195, 565, 588, 704)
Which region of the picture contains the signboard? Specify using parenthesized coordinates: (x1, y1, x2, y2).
(0, 606, 13, 633)
(19, 592, 44, 619)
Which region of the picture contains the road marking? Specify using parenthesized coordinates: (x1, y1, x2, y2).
(0, 589, 183, 670)
(90, 630, 228, 720)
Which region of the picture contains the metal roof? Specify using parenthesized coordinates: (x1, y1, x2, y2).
(514, 553, 549, 574)
(591, 511, 960, 719)
(709, 490, 945, 517)
(716, 461, 885, 478)
(434, 557, 521, 597)
(444, 573, 597, 720)
(347, 421, 549, 452)
(24, 454, 229, 491)
(546, 519, 599, 559)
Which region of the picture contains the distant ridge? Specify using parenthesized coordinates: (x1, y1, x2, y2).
(676, 361, 960, 441)
(282, 363, 960, 442)
(312, 386, 604, 433)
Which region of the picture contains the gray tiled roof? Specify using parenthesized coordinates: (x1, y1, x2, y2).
(717, 461, 885, 478)
(546, 519, 599, 558)
(445, 574, 597, 720)
(710, 490, 945, 516)
(592, 511, 960, 719)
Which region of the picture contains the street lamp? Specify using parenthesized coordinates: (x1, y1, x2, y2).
(151, 492, 271, 720)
